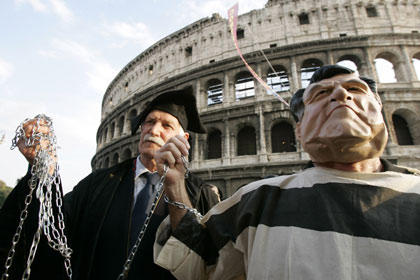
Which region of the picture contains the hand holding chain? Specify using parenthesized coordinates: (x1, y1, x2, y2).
(2, 115, 72, 280)
(164, 155, 203, 220)
(118, 155, 202, 279)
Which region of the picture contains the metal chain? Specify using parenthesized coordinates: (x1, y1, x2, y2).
(163, 155, 203, 221)
(163, 195, 203, 221)
(117, 155, 193, 280)
(2, 114, 72, 280)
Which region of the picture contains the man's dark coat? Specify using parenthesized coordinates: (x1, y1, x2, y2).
(0, 158, 220, 279)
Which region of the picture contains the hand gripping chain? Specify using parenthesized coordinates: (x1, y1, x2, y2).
(2, 115, 72, 280)
(117, 155, 201, 280)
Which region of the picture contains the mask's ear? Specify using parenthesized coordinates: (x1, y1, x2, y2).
(295, 122, 302, 142)
(184, 132, 190, 141)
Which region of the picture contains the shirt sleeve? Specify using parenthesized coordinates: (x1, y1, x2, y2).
(154, 208, 246, 279)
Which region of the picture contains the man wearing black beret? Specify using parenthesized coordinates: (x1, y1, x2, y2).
(0, 87, 220, 279)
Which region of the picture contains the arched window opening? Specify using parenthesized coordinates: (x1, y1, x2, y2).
(104, 157, 110, 168)
(336, 60, 359, 74)
(111, 153, 119, 166)
(366, 6, 379, 17)
(104, 128, 108, 143)
(207, 130, 222, 159)
(271, 122, 297, 153)
(207, 79, 223, 105)
(392, 114, 413, 145)
(97, 161, 102, 169)
(301, 59, 323, 88)
(298, 13, 310, 25)
(110, 122, 116, 140)
(412, 58, 420, 81)
(117, 116, 125, 136)
(267, 66, 290, 94)
(374, 58, 397, 83)
(237, 28, 245, 39)
(122, 149, 132, 161)
(237, 126, 257, 156)
(129, 109, 137, 119)
(235, 72, 255, 100)
(129, 109, 138, 134)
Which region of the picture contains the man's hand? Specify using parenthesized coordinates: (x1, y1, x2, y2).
(155, 135, 190, 185)
(16, 118, 56, 175)
(155, 135, 193, 229)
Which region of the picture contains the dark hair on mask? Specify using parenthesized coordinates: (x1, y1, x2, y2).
(290, 64, 380, 122)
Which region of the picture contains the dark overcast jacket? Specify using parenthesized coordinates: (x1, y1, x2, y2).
(0, 158, 220, 280)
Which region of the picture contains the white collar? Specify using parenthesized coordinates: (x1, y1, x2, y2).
(135, 156, 159, 184)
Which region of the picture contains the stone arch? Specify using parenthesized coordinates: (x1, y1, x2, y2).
(117, 115, 125, 136)
(111, 152, 119, 166)
(104, 157, 110, 168)
(266, 65, 290, 93)
(206, 78, 223, 105)
(392, 114, 413, 145)
(271, 121, 297, 153)
(122, 148, 132, 161)
(235, 71, 255, 100)
(412, 52, 420, 81)
(391, 108, 419, 145)
(206, 128, 222, 159)
(104, 127, 108, 143)
(237, 125, 257, 156)
(110, 122, 116, 140)
(374, 52, 401, 82)
(336, 54, 362, 73)
(300, 58, 323, 87)
(128, 108, 138, 134)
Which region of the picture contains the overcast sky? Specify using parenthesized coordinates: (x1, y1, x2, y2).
(0, 0, 267, 193)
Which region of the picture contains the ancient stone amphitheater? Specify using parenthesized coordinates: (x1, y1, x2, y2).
(92, 0, 420, 197)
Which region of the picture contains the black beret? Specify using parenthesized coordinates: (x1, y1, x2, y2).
(131, 86, 206, 135)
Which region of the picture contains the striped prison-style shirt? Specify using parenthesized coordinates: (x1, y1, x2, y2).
(154, 165, 420, 280)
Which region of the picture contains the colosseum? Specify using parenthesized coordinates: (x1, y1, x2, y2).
(92, 0, 420, 197)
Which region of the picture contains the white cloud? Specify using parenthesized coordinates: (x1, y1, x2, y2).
(16, 0, 48, 12)
(0, 58, 14, 84)
(39, 38, 118, 94)
(38, 49, 60, 59)
(101, 21, 157, 49)
(15, 0, 74, 23)
(48, 0, 74, 23)
(48, 38, 99, 64)
(87, 61, 118, 93)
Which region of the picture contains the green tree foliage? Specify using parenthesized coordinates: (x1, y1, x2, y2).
(0, 180, 13, 208)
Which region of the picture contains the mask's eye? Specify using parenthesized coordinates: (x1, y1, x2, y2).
(316, 89, 330, 96)
(347, 86, 362, 92)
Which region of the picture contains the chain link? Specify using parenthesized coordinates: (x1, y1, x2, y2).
(117, 155, 193, 279)
(2, 114, 72, 280)
(163, 194, 203, 221)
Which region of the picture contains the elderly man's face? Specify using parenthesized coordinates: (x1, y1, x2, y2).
(295, 73, 388, 163)
(138, 109, 189, 162)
